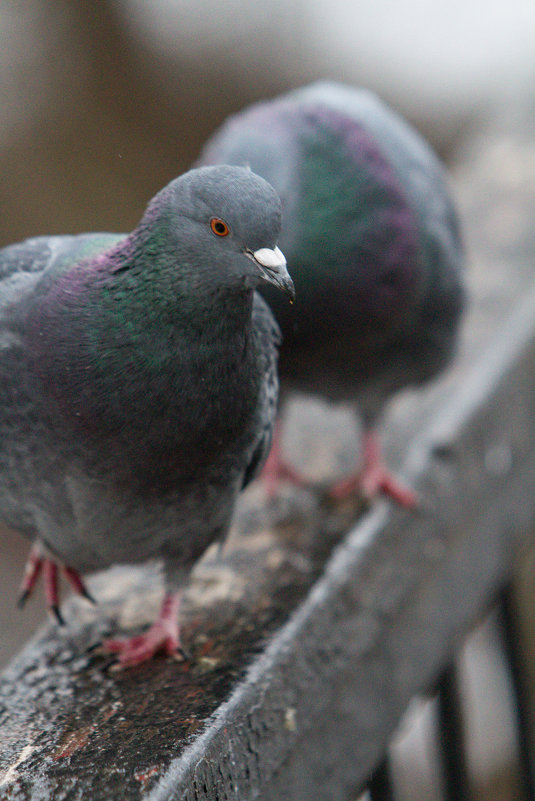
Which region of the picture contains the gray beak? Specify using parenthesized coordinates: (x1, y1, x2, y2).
(246, 246, 295, 301)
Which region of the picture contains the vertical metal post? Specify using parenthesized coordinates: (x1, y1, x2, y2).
(437, 663, 471, 801)
(499, 582, 535, 801)
(368, 756, 396, 801)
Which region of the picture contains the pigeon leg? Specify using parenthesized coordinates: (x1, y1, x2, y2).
(102, 591, 183, 668)
(43, 559, 65, 624)
(17, 544, 44, 608)
(261, 419, 307, 496)
(330, 428, 417, 508)
(17, 544, 94, 621)
(62, 566, 96, 605)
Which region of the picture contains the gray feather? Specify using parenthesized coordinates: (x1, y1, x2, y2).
(0, 165, 288, 590)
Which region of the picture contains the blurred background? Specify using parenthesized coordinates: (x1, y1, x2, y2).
(2, 0, 535, 248)
(1, 0, 535, 797)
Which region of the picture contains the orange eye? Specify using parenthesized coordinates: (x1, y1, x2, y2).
(210, 218, 230, 237)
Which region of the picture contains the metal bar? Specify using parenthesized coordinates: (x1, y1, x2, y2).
(368, 757, 396, 801)
(436, 663, 471, 801)
(499, 583, 535, 801)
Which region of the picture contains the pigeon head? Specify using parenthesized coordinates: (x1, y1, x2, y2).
(22, 166, 292, 465)
(138, 165, 294, 301)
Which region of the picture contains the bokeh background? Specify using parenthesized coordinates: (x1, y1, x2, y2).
(1, 1, 535, 797)
(3, 0, 535, 249)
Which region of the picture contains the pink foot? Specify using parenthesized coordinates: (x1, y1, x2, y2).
(261, 420, 307, 496)
(102, 592, 183, 668)
(18, 544, 95, 624)
(330, 429, 417, 509)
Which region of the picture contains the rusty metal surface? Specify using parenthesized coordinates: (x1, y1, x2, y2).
(1, 126, 535, 799)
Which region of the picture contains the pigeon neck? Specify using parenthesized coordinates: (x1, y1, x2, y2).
(28, 244, 259, 470)
(102, 228, 256, 339)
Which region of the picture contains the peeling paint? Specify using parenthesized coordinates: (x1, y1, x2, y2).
(53, 726, 93, 760)
(134, 765, 160, 789)
(53, 701, 122, 760)
(284, 707, 297, 733)
(0, 744, 36, 786)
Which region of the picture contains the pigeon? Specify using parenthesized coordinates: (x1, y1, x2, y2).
(0, 164, 294, 666)
(197, 81, 466, 506)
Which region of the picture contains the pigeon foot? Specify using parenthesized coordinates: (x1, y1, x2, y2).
(260, 421, 307, 496)
(103, 591, 183, 668)
(329, 429, 417, 509)
(18, 543, 95, 624)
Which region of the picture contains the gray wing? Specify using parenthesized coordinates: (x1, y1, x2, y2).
(0, 235, 82, 280)
(0, 233, 121, 536)
(0, 236, 66, 315)
(0, 235, 85, 372)
(0, 237, 67, 533)
(0, 232, 122, 384)
(241, 292, 281, 489)
(0, 232, 122, 305)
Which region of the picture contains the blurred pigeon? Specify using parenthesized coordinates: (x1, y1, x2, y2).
(0, 164, 294, 666)
(198, 81, 466, 506)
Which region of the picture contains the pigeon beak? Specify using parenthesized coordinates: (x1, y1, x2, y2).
(246, 246, 295, 301)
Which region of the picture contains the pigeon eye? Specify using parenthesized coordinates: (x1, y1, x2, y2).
(210, 218, 230, 237)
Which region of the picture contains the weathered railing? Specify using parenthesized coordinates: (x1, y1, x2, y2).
(1, 122, 535, 800)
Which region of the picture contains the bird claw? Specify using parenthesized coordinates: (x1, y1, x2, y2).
(105, 633, 181, 670)
(364, 467, 417, 508)
(50, 604, 66, 626)
(101, 591, 184, 668)
(263, 421, 417, 509)
(103, 627, 182, 669)
(62, 566, 97, 605)
(260, 421, 307, 497)
(262, 457, 307, 497)
(329, 429, 417, 509)
(17, 544, 95, 622)
(329, 464, 417, 508)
